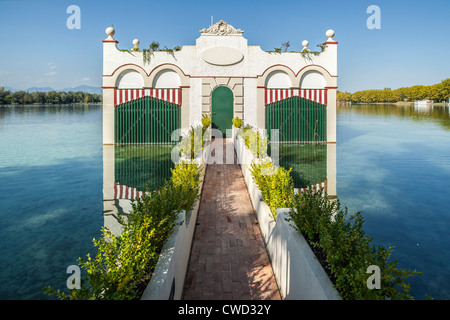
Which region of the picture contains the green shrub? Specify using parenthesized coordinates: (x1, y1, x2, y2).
(232, 116, 243, 128)
(288, 187, 422, 300)
(244, 134, 422, 299)
(179, 126, 205, 160)
(238, 126, 269, 158)
(44, 161, 202, 300)
(201, 114, 212, 128)
(249, 160, 294, 219)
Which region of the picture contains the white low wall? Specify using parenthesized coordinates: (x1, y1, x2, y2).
(234, 131, 340, 300)
(140, 145, 208, 300)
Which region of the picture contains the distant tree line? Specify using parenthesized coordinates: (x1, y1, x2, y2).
(0, 87, 102, 105)
(337, 78, 450, 103)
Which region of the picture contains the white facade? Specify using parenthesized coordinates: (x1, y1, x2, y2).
(102, 20, 338, 144)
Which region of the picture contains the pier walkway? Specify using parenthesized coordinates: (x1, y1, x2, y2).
(183, 138, 281, 300)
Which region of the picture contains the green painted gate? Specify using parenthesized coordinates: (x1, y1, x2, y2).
(212, 86, 233, 137)
(265, 96, 327, 143)
(115, 96, 180, 144)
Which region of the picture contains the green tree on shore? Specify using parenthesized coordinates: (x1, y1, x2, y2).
(337, 78, 450, 103)
(0, 87, 102, 105)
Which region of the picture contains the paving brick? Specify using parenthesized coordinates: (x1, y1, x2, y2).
(183, 138, 281, 300)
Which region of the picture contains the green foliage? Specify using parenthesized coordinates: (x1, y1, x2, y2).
(238, 126, 269, 158)
(249, 160, 294, 220)
(169, 160, 203, 212)
(44, 161, 202, 300)
(0, 87, 101, 105)
(179, 125, 206, 160)
(149, 41, 160, 51)
(242, 130, 423, 299)
(232, 116, 243, 128)
(287, 187, 422, 300)
(201, 114, 212, 128)
(142, 41, 182, 65)
(337, 78, 450, 103)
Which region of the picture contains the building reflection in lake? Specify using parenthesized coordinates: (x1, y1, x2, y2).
(102, 141, 337, 236)
(102, 144, 175, 236)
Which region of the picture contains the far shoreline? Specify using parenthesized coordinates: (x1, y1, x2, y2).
(338, 101, 448, 106)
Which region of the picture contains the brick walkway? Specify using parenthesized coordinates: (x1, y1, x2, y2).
(183, 138, 281, 300)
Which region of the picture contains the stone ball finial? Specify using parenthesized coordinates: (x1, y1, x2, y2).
(105, 26, 115, 40)
(302, 40, 309, 48)
(326, 29, 335, 41)
(132, 39, 140, 51)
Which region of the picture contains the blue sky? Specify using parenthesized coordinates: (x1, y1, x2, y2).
(0, 0, 448, 92)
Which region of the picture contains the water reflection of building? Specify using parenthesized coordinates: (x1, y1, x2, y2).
(273, 143, 336, 199)
(102, 145, 174, 236)
(414, 103, 434, 113)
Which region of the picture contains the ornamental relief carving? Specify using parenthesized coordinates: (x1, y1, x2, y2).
(200, 20, 244, 35)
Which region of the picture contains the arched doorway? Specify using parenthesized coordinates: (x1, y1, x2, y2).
(211, 86, 233, 137)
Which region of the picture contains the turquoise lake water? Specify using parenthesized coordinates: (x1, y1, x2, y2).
(0, 104, 104, 299)
(336, 104, 450, 300)
(0, 103, 449, 299)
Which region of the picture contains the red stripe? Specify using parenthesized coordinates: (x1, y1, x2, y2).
(178, 88, 181, 105)
(324, 90, 327, 105)
(119, 184, 123, 199)
(114, 182, 117, 199)
(114, 90, 117, 106)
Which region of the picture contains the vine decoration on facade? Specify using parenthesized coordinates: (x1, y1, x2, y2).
(140, 41, 182, 65)
(267, 42, 327, 56)
(301, 44, 328, 57)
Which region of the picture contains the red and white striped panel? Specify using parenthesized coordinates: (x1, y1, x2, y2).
(114, 182, 144, 200)
(294, 181, 327, 195)
(265, 89, 327, 106)
(114, 88, 182, 106)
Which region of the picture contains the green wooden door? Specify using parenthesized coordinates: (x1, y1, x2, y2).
(212, 86, 233, 137)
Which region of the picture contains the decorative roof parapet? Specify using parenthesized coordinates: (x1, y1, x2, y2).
(200, 20, 244, 35)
